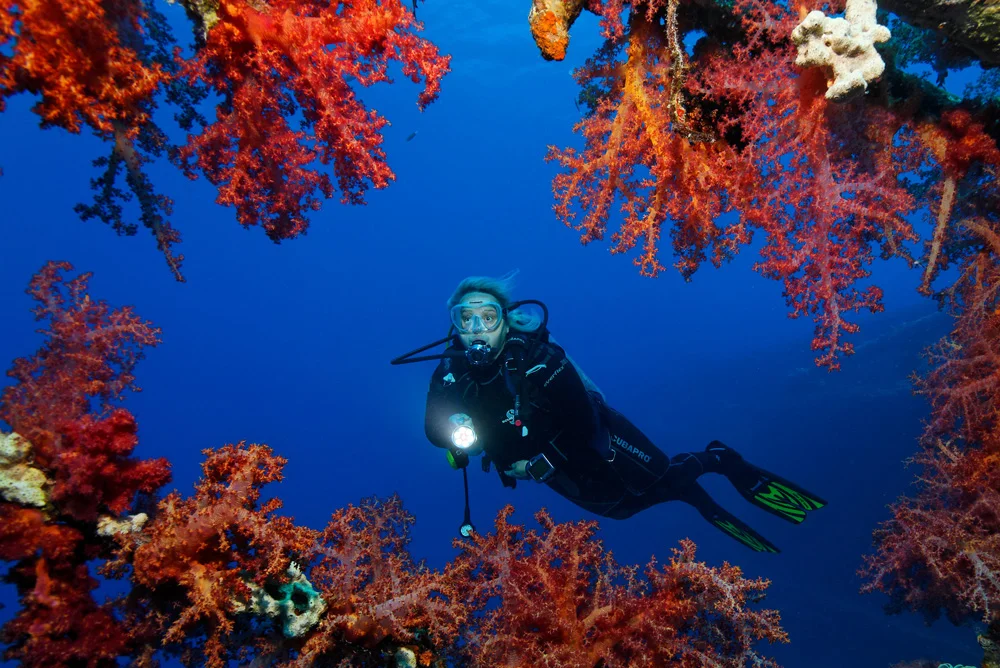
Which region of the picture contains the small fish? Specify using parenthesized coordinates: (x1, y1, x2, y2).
(406, 131, 418, 142)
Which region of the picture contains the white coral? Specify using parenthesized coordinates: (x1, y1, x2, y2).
(395, 648, 417, 668)
(97, 513, 149, 536)
(791, 0, 891, 100)
(0, 432, 48, 508)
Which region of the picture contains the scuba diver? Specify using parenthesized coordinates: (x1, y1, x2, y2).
(391, 273, 826, 552)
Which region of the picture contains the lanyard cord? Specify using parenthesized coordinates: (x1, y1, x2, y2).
(461, 466, 473, 535)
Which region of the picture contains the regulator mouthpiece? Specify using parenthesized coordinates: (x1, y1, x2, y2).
(465, 342, 492, 366)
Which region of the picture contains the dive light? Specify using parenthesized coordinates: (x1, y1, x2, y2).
(449, 413, 476, 449)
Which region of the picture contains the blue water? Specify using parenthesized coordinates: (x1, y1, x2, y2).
(0, 0, 987, 665)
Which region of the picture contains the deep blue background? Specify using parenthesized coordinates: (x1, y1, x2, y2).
(0, 1, 984, 665)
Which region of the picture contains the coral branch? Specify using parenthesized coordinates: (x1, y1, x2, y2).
(174, 0, 450, 241)
(2, 0, 448, 278)
(110, 442, 320, 666)
(0, 261, 162, 450)
(548, 13, 752, 280)
(861, 213, 1000, 660)
(452, 506, 787, 667)
(0, 263, 169, 668)
(916, 111, 1000, 294)
(294, 495, 470, 664)
(0, 0, 163, 132)
(860, 436, 1000, 626)
(915, 251, 1000, 444)
(551, 0, 922, 368)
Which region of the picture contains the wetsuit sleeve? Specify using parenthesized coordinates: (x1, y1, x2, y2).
(527, 341, 601, 452)
(424, 361, 465, 450)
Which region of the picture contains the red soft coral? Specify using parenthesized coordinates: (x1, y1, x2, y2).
(548, 12, 753, 280)
(0, 502, 130, 668)
(114, 442, 319, 667)
(0, 545, 129, 668)
(861, 230, 1000, 651)
(916, 250, 1000, 444)
(1, 261, 162, 451)
(0, 261, 169, 521)
(860, 434, 1000, 627)
(0, 0, 163, 131)
(293, 495, 471, 664)
(452, 506, 787, 667)
(175, 0, 450, 240)
(50, 409, 171, 522)
(730, 63, 920, 369)
(2, 0, 448, 279)
(550, 0, 924, 369)
(0, 263, 168, 668)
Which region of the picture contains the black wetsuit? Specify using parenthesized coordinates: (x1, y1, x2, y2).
(421, 327, 827, 553)
(424, 332, 726, 521)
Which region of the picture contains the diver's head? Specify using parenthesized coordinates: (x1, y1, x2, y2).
(450, 291, 509, 364)
(446, 272, 544, 366)
(446, 273, 520, 366)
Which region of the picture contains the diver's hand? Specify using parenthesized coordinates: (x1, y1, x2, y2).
(449, 413, 473, 428)
(504, 460, 531, 479)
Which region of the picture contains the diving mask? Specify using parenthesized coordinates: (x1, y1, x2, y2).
(450, 300, 503, 334)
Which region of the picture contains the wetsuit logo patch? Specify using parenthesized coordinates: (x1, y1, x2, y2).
(542, 359, 567, 387)
(501, 409, 516, 426)
(442, 373, 455, 386)
(610, 434, 651, 463)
